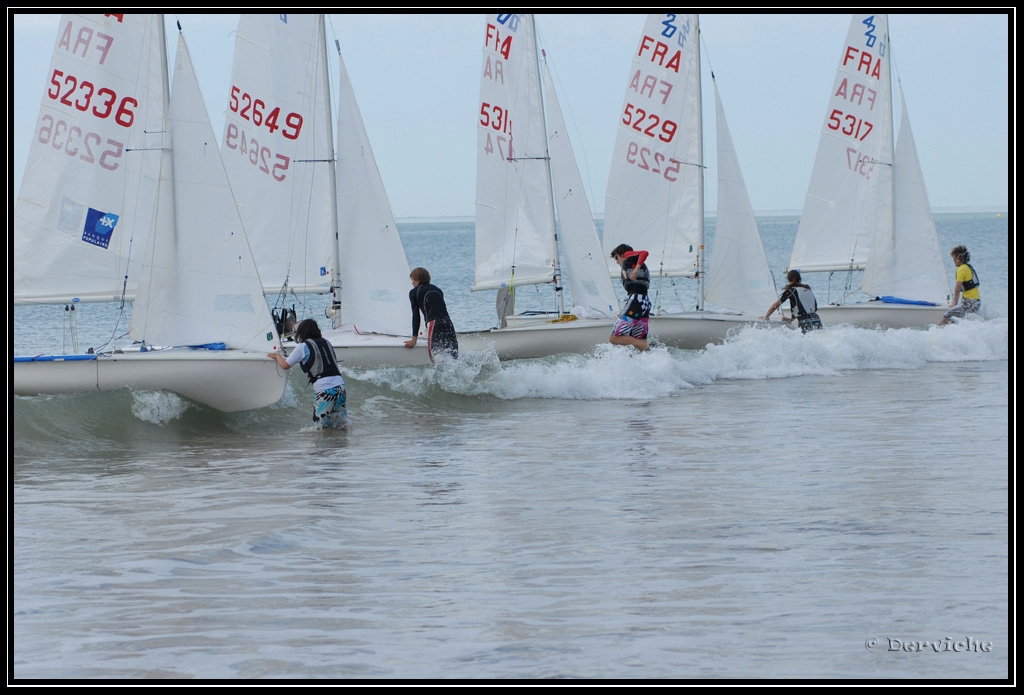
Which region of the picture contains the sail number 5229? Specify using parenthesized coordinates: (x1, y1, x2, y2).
(622, 103, 677, 143)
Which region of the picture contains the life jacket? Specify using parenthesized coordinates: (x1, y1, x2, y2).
(621, 253, 651, 295)
(300, 337, 341, 385)
(790, 285, 817, 318)
(962, 264, 980, 292)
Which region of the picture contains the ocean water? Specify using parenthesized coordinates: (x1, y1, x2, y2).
(12, 212, 1010, 680)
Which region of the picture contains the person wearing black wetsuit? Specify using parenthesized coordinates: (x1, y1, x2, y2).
(404, 267, 458, 362)
(761, 269, 823, 333)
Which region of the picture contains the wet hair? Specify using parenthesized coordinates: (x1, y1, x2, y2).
(786, 269, 803, 286)
(410, 267, 431, 284)
(610, 243, 633, 258)
(951, 245, 970, 263)
(293, 318, 322, 342)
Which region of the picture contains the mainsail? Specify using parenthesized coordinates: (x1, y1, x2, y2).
(13, 14, 167, 305)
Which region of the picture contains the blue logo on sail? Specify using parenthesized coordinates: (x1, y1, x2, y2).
(82, 208, 119, 249)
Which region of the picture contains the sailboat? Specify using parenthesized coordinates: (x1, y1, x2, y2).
(786, 13, 950, 328)
(463, 13, 622, 360)
(221, 14, 432, 368)
(13, 14, 288, 413)
(602, 13, 777, 349)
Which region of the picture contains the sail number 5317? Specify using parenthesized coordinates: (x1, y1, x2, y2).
(827, 108, 873, 141)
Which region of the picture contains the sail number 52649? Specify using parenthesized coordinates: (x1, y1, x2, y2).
(228, 86, 303, 140)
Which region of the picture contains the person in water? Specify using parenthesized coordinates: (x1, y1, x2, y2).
(940, 245, 981, 325)
(609, 243, 653, 351)
(268, 318, 347, 427)
(762, 269, 823, 333)
(404, 267, 459, 362)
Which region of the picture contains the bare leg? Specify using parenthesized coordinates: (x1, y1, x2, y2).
(610, 334, 649, 351)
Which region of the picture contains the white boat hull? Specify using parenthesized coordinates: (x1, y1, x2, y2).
(320, 331, 434, 368)
(322, 313, 765, 365)
(815, 302, 946, 329)
(460, 317, 616, 360)
(13, 348, 288, 412)
(649, 313, 760, 349)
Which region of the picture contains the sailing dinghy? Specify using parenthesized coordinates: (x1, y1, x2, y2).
(222, 14, 433, 368)
(603, 13, 778, 349)
(462, 13, 622, 360)
(13, 15, 287, 412)
(786, 13, 950, 328)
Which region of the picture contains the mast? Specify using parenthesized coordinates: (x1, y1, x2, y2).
(321, 15, 344, 329)
(695, 15, 705, 311)
(531, 15, 565, 316)
(884, 14, 895, 265)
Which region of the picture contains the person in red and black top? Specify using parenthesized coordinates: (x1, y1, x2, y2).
(404, 267, 459, 363)
(609, 243, 652, 351)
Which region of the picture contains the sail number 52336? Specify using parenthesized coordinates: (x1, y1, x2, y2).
(47, 69, 137, 128)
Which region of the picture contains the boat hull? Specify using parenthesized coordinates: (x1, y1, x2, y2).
(649, 313, 760, 349)
(13, 349, 288, 412)
(459, 318, 616, 360)
(815, 302, 946, 329)
(322, 331, 435, 368)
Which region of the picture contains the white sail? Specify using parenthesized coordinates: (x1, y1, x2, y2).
(705, 81, 778, 316)
(540, 62, 619, 318)
(790, 13, 894, 273)
(129, 34, 278, 354)
(474, 14, 557, 292)
(334, 48, 413, 335)
(222, 14, 334, 297)
(860, 89, 950, 303)
(13, 14, 167, 304)
(603, 13, 702, 279)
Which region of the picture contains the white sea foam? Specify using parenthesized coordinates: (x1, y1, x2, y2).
(347, 317, 1008, 401)
(129, 389, 189, 424)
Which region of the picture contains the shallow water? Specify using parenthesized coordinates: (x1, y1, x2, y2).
(13, 213, 1010, 679)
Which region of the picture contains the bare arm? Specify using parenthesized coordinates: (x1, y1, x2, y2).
(268, 351, 291, 370)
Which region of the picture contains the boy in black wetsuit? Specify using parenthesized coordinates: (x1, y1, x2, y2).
(404, 267, 458, 362)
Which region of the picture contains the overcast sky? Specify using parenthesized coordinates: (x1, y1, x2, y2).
(11, 12, 1012, 218)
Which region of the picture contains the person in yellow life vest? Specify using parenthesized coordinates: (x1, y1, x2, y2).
(940, 245, 981, 326)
